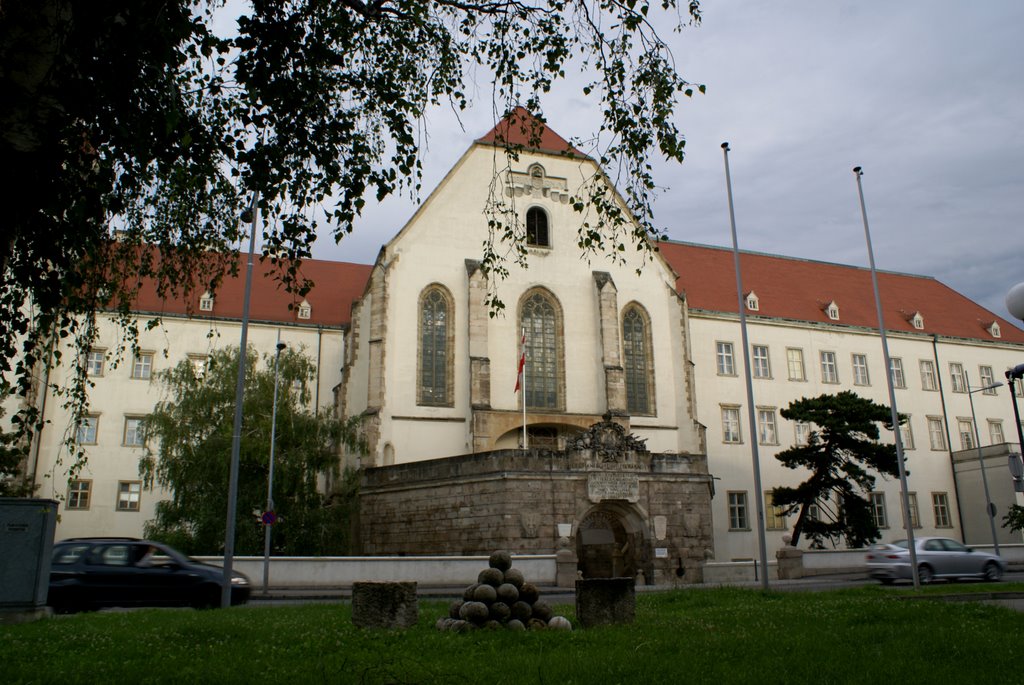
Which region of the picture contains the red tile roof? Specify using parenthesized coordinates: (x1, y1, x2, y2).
(476, 106, 587, 158)
(658, 241, 1024, 343)
(131, 252, 372, 328)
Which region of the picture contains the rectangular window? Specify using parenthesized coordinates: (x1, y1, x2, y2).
(764, 491, 786, 530)
(907, 492, 920, 529)
(949, 362, 965, 393)
(66, 480, 91, 510)
(807, 492, 830, 523)
(979, 366, 996, 394)
(757, 408, 778, 445)
(919, 360, 937, 391)
(752, 345, 771, 379)
(132, 353, 153, 380)
(889, 358, 906, 389)
(898, 417, 914, 450)
(721, 406, 741, 444)
(76, 415, 99, 445)
(794, 421, 811, 447)
(927, 416, 946, 450)
(1015, 378, 1023, 398)
(957, 419, 975, 450)
(716, 342, 735, 376)
(870, 492, 888, 529)
(728, 491, 749, 530)
(820, 351, 839, 384)
(188, 354, 208, 378)
(116, 481, 142, 512)
(852, 354, 870, 386)
(988, 420, 1005, 445)
(86, 350, 105, 377)
(123, 416, 145, 447)
(786, 348, 806, 381)
(932, 492, 952, 528)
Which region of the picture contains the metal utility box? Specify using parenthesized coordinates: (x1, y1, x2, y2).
(0, 498, 58, 609)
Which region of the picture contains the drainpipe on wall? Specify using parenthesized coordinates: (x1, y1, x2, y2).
(932, 334, 967, 541)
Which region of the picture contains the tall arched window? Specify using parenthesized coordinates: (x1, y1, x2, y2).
(418, 285, 453, 406)
(521, 289, 562, 409)
(622, 304, 655, 415)
(526, 207, 550, 247)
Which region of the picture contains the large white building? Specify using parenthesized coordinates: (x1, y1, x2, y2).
(11, 110, 1024, 567)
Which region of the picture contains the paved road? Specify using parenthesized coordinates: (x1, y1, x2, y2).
(247, 569, 1024, 607)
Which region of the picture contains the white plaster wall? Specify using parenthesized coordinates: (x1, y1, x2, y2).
(690, 311, 1024, 562)
(370, 144, 698, 463)
(32, 313, 345, 542)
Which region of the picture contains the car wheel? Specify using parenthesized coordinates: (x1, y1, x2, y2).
(917, 564, 935, 585)
(983, 562, 1002, 582)
(193, 585, 221, 610)
(879, 578, 894, 586)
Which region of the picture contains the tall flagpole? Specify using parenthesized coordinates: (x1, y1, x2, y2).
(853, 166, 919, 589)
(722, 142, 770, 591)
(521, 327, 528, 449)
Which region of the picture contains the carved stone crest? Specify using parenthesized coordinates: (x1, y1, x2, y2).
(566, 413, 648, 462)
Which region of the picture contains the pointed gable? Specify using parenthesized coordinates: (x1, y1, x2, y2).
(475, 106, 587, 158)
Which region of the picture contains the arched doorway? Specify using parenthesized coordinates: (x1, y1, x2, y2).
(576, 505, 648, 580)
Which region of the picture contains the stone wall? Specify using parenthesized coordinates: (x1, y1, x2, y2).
(358, 443, 714, 584)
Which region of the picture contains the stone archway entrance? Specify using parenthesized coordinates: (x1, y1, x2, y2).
(576, 505, 646, 580)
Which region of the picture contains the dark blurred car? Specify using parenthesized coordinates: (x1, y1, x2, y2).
(866, 536, 1005, 585)
(48, 538, 250, 612)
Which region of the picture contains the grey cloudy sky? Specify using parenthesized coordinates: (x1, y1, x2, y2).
(310, 1, 1024, 323)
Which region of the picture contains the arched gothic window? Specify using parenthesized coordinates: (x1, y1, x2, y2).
(526, 207, 550, 247)
(521, 289, 562, 409)
(418, 285, 453, 406)
(622, 304, 655, 415)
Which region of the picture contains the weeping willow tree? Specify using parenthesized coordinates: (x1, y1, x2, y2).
(140, 345, 363, 555)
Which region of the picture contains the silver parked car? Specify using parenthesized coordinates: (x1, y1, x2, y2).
(866, 536, 1005, 584)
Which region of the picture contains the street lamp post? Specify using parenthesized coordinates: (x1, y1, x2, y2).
(262, 338, 287, 595)
(965, 372, 1004, 555)
(1006, 284, 1024, 456)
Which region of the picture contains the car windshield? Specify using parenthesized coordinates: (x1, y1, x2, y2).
(891, 540, 909, 549)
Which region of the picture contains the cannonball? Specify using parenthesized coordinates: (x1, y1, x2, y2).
(478, 567, 504, 587)
(548, 616, 572, 631)
(463, 583, 480, 601)
(484, 620, 503, 630)
(531, 600, 553, 623)
(450, 619, 469, 632)
(496, 582, 519, 604)
(489, 601, 511, 622)
(519, 582, 539, 604)
(449, 600, 464, 619)
(459, 600, 490, 624)
(510, 600, 533, 622)
(502, 568, 525, 589)
(506, 619, 526, 631)
(488, 550, 512, 571)
(527, 618, 547, 631)
(435, 617, 450, 631)
(472, 583, 498, 604)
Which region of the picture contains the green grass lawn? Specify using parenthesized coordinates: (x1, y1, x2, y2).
(4, 585, 1022, 684)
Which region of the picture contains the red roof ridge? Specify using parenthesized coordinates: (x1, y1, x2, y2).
(475, 106, 588, 159)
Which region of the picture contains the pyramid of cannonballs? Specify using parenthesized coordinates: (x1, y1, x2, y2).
(436, 550, 572, 632)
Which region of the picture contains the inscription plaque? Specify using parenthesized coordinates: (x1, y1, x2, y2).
(588, 471, 640, 502)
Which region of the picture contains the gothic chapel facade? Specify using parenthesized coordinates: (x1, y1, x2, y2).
(339, 110, 715, 583)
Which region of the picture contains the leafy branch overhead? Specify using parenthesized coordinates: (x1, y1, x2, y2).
(1, 0, 703, 479)
(771, 391, 903, 550)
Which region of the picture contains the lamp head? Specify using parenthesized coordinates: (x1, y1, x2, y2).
(853, 166, 863, 175)
(721, 142, 730, 151)
(276, 342, 287, 352)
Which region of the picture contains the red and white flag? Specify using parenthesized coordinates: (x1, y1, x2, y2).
(514, 329, 526, 393)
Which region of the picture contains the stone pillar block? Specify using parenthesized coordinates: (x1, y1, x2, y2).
(351, 581, 419, 629)
(555, 547, 577, 588)
(575, 578, 635, 628)
(775, 546, 804, 580)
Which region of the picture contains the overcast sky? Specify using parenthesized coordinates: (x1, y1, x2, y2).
(306, 1, 1024, 324)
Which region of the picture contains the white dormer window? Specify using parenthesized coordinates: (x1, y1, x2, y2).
(988, 321, 1001, 338)
(199, 292, 214, 312)
(911, 312, 924, 330)
(297, 299, 312, 320)
(745, 291, 759, 312)
(825, 301, 840, 321)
